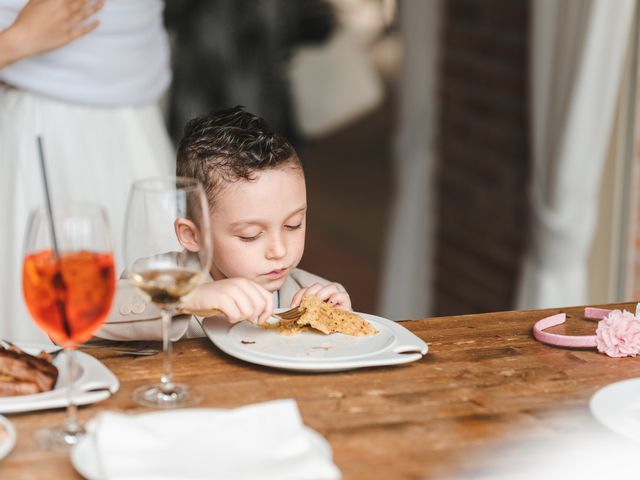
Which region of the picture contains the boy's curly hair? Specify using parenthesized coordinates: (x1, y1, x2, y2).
(176, 106, 302, 206)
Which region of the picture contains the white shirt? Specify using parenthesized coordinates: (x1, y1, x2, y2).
(0, 0, 171, 106)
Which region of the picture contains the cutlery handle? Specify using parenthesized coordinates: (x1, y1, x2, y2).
(177, 307, 226, 318)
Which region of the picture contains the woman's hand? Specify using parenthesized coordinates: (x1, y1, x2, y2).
(290, 282, 352, 311)
(0, 0, 104, 68)
(178, 278, 274, 325)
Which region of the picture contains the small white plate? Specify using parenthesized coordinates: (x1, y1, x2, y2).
(202, 311, 428, 372)
(0, 344, 119, 414)
(0, 415, 16, 460)
(590, 377, 640, 442)
(70, 410, 332, 480)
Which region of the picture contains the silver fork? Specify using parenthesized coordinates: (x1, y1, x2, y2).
(271, 306, 305, 322)
(178, 306, 305, 324)
(2, 339, 159, 358)
(52, 344, 160, 357)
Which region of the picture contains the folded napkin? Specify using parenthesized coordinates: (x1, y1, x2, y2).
(88, 399, 341, 480)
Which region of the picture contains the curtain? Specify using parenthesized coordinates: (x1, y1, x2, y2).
(517, 0, 635, 309)
(378, 0, 441, 320)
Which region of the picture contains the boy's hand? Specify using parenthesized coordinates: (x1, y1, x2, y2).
(179, 278, 273, 324)
(290, 283, 352, 311)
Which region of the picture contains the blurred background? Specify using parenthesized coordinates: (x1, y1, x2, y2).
(161, 0, 640, 319)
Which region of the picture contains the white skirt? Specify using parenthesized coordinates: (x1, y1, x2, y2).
(0, 86, 175, 343)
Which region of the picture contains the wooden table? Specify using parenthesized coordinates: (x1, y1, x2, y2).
(3, 303, 640, 479)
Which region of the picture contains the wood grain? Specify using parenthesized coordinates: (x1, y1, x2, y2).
(2, 303, 638, 479)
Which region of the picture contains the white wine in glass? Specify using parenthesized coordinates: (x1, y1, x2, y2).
(124, 177, 212, 408)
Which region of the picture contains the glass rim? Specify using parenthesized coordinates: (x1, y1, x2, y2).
(131, 176, 204, 193)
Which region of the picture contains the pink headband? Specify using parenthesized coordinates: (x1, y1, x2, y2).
(533, 308, 611, 348)
(533, 306, 640, 357)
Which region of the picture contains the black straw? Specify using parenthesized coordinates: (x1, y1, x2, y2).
(37, 136, 61, 259)
(36, 136, 71, 339)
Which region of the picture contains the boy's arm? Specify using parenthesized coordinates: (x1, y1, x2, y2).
(178, 278, 273, 325)
(96, 277, 274, 341)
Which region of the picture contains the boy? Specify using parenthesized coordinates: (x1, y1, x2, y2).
(97, 106, 351, 341)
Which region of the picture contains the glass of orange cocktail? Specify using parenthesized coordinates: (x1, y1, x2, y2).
(22, 203, 115, 450)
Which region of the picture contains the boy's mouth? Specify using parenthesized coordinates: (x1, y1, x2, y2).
(264, 268, 288, 279)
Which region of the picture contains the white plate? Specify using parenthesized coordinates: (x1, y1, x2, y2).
(70, 410, 331, 480)
(0, 415, 16, 460)
(201, 310, 428, 372)
(0, 344, 119, 414)
(590, 377, 640, 442)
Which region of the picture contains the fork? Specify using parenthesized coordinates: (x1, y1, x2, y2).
(2, 339, 159, 357)
(180, 306, 305, 323)
(271, 306, 305, 322)
(51, 344, 160, 357)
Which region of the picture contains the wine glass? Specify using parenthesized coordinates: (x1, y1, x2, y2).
(123, 177, 211, 408)
(22, 203, 116, 450)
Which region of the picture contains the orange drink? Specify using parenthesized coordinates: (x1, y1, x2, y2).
(23, 249, 115, 346)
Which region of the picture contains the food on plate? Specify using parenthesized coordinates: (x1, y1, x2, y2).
(0, 345, 58, 396)
(263, 295, 378, 336)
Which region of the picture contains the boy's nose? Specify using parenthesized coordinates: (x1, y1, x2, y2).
(266, 236, 287, 260)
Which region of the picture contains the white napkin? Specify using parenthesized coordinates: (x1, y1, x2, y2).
(88, 399, 341, 480)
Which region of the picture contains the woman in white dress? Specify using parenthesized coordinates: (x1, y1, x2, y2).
(0, 0, 175, 342)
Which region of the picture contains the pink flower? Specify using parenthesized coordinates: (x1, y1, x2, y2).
(596, 309, 640, 357)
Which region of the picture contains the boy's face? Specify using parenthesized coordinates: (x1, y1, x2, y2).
(208, 166, 307, 292)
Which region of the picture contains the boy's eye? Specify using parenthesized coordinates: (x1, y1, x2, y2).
(237, 233, 262, 242)
(285, 223, 302, 231)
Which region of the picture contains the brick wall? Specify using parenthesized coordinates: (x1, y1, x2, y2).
(434, 0, 530, 315)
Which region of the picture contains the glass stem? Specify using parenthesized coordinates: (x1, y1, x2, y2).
(160, 308, 175, 394)
(64, 347, 81, 435)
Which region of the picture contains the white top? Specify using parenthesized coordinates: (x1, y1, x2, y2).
(0, 0, 171, 106)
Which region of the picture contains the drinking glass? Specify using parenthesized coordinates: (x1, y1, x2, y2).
(123, 177, 211, 408)
(22, 203, 116, 450)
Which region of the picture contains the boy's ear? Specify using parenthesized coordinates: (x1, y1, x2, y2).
(174, 218, 201, 252)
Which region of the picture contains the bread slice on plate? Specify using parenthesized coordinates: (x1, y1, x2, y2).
(264, 295, 378, 336)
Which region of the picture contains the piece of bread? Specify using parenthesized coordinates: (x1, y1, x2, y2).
(297, 296, 377, 336)
(262, 317, 314, 336)
(264, 295, 378, 336)
(0, 345, 58, 396)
